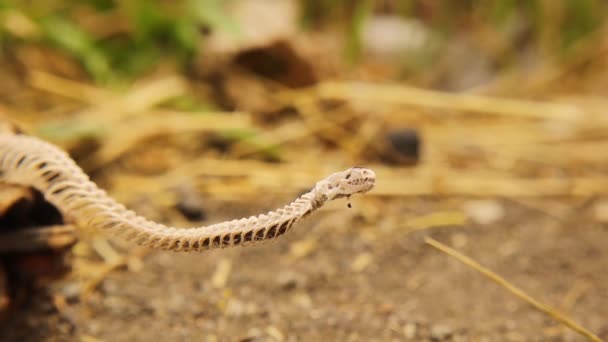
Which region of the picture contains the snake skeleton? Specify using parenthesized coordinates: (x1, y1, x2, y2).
(0, 131, 375, 252)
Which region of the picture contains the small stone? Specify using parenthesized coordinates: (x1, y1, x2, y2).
(100, 279, 119, 295)
(241, 327, 263, 342)
(167, 293, 186, 313)
(593, 200, 608, 223)
(173, 184, 207, 221)
(451, 233, 468, 249)
(275, 270, 306, 290)
(265, 326, 284, 341)
(378, 302, 394, 315)
(292, 293, 312, 309)
(403, 322, 418, 339)
(350, 252, 374, 272)
(382, 128, 421, 165)
(452, 334, 467, 342)
(463, 200, 505, 225)
(430, 324, 453, 340)
(288, 239, 317, 259)
(225, 299, 245, 317)
(59, 282, 81, 303)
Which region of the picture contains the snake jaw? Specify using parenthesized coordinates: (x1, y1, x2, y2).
(320, 167, 376, 201)
(348, 167, 376, 194)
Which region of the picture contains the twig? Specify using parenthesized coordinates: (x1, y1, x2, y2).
(28, 70, 111, 103)
(424, 237, 604, 342)
(0, 225, 77, 252)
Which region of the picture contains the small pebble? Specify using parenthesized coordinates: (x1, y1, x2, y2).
(382, 128, 421, 165)
(593, 200, 608, 223)
(350, 252, 374, 272)
(265, 326, 284, 341)
(451, 233, 468, 249)
(173, 184, 207, 221)
(275, 270, 306, 290)
(242, 327, 263, 342)
(292, 293, 312, 309)
(430, 324, 453, 340)
(288, 239, 316, 259)
(59, 282, 81, 303)
(403, 322, 418, 339)
(225, 299, 258, 317)
(463, 200, 505, 225)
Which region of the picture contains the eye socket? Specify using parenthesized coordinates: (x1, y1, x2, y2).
(345, 173, 351, 179)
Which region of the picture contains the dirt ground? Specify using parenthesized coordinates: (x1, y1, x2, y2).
(2, 194, 607, 341)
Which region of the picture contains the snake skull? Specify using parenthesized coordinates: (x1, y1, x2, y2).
(317, 167, 376, 201)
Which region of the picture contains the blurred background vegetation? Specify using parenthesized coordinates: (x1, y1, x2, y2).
(1, 0, 606, 83)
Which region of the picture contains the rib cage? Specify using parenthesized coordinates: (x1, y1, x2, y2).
(0, 133, 330, 252)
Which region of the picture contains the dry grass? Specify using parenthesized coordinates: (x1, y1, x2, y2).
(4, 60, 608, 339)
(425, 237, 604, 342)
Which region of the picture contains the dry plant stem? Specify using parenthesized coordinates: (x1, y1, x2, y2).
(0, 133, 375, 252)
(424, 237, 604, 342)
(319, 82, 582, 121)
(29, 71, 186, 117)
(28, 70, 111, 103)
(0, 225, 76, 252)
(109, 160, 608, 202)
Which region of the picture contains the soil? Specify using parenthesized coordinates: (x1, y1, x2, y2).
(1, 195, 607, 341)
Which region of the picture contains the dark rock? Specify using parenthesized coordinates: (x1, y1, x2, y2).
(173, 185, 207, 222)
(381, 128, 421, 165)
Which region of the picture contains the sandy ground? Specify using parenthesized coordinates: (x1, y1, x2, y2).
(2, 195, 607, 341)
